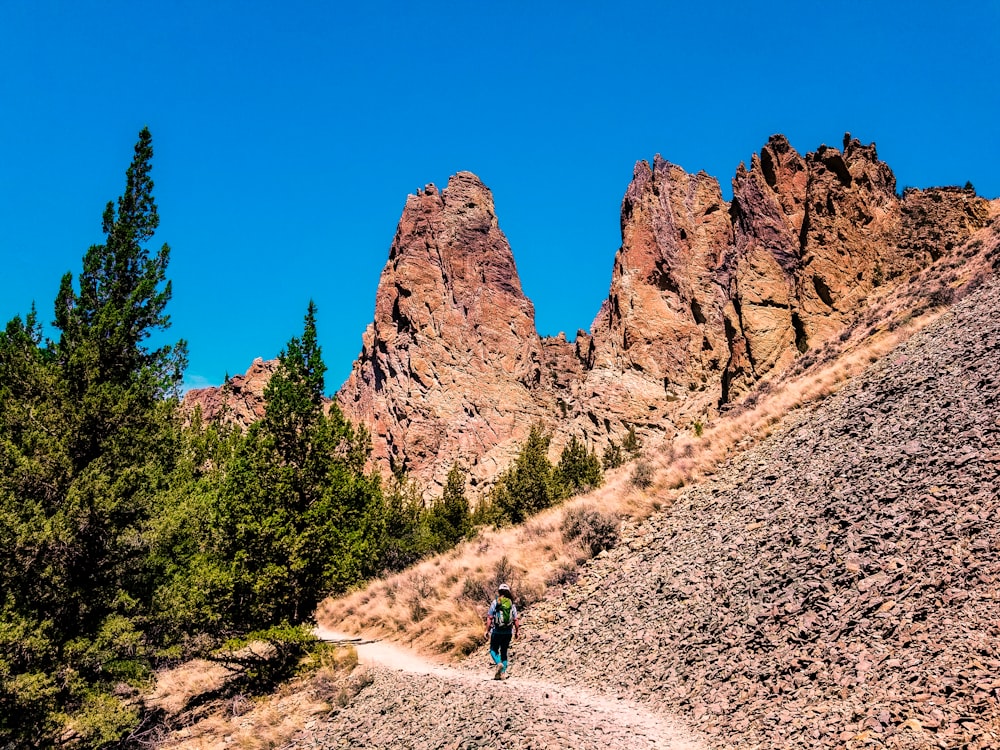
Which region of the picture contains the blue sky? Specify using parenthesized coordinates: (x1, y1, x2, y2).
(2, 1, 997, 393)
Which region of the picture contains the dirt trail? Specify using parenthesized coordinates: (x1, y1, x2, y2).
(312, 625, 706, 750)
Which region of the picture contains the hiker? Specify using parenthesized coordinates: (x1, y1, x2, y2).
(484, 583, 520, 679)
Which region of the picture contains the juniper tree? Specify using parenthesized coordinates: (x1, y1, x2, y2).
(214, 302, 383, 627)
(487, 424, 558, 525)
(553, 435, 603, 497)
(1, 128, 186, 746)
(428, 462, 471, 550)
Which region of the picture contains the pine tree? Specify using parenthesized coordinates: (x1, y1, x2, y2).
(602, 439, 624, 469)
(55, 126, 186, 403)
(622, 424, 642, 456)
(214, 303, 383, 627)
(553, 435, 603, 497)
(378, 472, 433, 572)
(428, 463, 471, 550)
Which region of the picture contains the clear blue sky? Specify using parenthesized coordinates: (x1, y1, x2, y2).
(2, 1, 997, 393)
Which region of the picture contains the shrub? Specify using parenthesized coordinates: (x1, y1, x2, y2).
(460, 556, 518, 607)
(335, 670, 375, 708)
(545, 561, 580, 587)
(622, 425, 642, 456)
(630, 460, 654, 490)
(872, 263, 884, 287)
(561, 505, 619, 556)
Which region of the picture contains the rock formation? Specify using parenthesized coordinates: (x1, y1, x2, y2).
(581, 158, 732, 442)
(187, 135, 995, 493)
(335, 173, 560, 491)
(720, 134, 989, 400)
(183, 357, 278, 428)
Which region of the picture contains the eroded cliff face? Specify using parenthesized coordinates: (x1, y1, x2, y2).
(187, 135, 994, 492)
(584, 158, 731, 417)
(719, 134, 989, 400)
(183, 357, 278, 428)
(335, 173, 558, 491)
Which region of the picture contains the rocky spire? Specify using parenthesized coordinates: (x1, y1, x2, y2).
(337, 172, 552, 490)
(586, 156, 732, 403)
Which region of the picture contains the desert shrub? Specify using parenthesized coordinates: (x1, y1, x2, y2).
(928, 285, 955, 307)
(545, 561, 580, 587)
(622, 425, 642, 456)
(404, 572, 435, 621)
(872, 263, 885, 287)
(335, 670, 375, 708)
(630, 460, 654, 490)
(561, 505, 619, 556)
(460, 556, 518, 607)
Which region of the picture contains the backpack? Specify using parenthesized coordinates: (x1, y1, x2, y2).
(495, 595, 514, 628)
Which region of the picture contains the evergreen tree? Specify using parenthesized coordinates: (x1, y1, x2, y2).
(602, 439, 624, 469)
(378, 471, 433, 572)
(0, 308, 69, 740)
(553, 435, 603, 497)
(621, 424, 642, 457)
(427, 463, 471, 550)
(487, 424, 558, 525)
(0, 128, 186, 746)
(213, 303, 383, 628)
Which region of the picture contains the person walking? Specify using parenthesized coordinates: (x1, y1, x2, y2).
(485, 583, 520, 680)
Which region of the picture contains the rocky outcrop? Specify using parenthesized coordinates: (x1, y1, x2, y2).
(580, 158, 732, 444)
(723, 136, 809, 399)
(182, 357, 277, 428)
(191, 136, 994, 493)
(719, 134, 990, 400)
(336, 174, 558, 491)
(334, 139, 991, 489)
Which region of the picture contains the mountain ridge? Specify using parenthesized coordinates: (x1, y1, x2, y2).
(184, 133, 996, 494)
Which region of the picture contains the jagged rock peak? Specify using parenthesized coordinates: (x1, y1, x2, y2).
(590, 154, 731, 388)
(337, 170, 551, 491)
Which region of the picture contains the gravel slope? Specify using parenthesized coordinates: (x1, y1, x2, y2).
(288, 279, 1000, 749)
(516, 278, 1000, 748)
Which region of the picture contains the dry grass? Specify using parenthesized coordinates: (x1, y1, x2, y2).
(317, 481, 634, 658)
(150, 644, 365, 750)
(158, 687, 328, 750)
(146, 658, 234, 718)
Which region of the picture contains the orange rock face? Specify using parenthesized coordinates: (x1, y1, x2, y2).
(188, 136, 994, 493)
(336, 173, 558, 491)
(182, 357, 278, 428)
(720, 134, 989, 400)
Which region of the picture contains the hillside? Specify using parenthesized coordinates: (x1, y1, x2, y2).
(512, 275, 1000, 749)
(287, 278, 1000, 749)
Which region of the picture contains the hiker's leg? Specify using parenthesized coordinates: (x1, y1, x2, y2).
(489, 632, 502, 665)
(498, 633, 511, 670)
